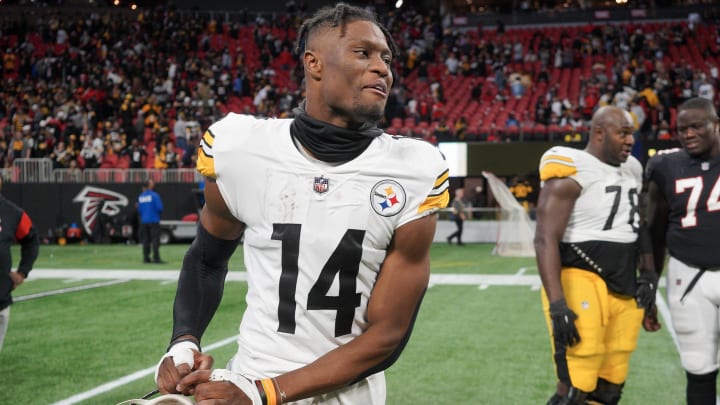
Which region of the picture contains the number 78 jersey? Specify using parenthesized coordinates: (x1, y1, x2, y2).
(539, 146, 642, 244)
(197, 114, 449, 376)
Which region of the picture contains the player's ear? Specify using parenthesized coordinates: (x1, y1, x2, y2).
(304, 50, 322, 81)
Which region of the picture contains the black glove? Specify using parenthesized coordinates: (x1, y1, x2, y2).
(636, 270, 659, 311)
(549, 298, 581, 347)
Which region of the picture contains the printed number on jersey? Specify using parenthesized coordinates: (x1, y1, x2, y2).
(675, 175, 720, 228)
(272, 223, 363, 337)
(604, 186, 639, 231)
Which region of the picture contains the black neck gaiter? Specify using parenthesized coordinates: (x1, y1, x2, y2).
(289, 107, 382, 163)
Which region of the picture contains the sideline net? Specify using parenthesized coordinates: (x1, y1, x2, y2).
(482, 171, 535, 257)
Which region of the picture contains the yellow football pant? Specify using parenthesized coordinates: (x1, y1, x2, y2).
(541, 268, 644, 392)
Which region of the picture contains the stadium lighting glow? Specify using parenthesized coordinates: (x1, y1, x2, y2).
(395, 0, 403, 8)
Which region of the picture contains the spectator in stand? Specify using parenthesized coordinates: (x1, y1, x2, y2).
(506, 112, 520, 128)
(182, 135, 200, 168)
(79, 137, 101, 169)
(155, 140, 180, 169)
(50, 141, 75, 169)
(174, 111, 189, 150)
(445, 51, 459, 75)
(510, 75, 526, 98)
(123, 138, 148, 169)
(454, 116, 468, 140)
(434, 120, 453, 142)
(697, 75, 715, 101)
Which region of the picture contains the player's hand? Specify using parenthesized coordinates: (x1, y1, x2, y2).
(635, 270, 658, 311)
(9, 272, 25, 289)
(642, 304, 662, 332)
(156, 341, 214, 394)
(549, 298, 581, 347)
(178, 369, 262, 404)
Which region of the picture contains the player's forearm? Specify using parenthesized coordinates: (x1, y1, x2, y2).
(18, 227, 39, 276)
(171, 224, 239, 341)
(535, 237, 564, 302)
(172, 260, 226, 341)
(649, 224, 667, 277)
(274, 261, 427, 402)
(273, 321, 411, 402)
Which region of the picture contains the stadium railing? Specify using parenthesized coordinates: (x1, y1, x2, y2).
(4, 158, 202, 184)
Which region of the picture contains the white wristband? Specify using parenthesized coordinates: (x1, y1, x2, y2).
(209, 369, 262, 405)
(154, 341, 201, 384)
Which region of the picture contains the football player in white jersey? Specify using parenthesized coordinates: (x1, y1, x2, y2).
(645, 97, 720, 405)
(154, 3, 449, 405)
(535, 106, 658, 405)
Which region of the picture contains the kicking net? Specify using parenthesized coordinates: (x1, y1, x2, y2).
(481, 171, 535, 257)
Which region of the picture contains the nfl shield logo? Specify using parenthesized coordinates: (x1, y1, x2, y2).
(314, 176, 329, 194)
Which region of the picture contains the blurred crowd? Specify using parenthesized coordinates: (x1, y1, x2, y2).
(1, 3, 719, 172)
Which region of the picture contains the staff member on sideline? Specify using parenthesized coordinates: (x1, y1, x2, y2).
(0, 177, 39, 351)
(137, 179, 165, 264)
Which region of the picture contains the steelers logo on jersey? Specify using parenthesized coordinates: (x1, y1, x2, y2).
(370, 180, 406, 217)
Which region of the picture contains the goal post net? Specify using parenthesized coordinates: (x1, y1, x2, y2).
(481, 171, 536, 257)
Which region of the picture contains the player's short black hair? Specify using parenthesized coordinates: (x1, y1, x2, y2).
(294, 2, 397, 59)
(679, 97, 718, 121)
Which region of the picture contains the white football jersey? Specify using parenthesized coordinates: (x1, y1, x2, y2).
(539, 146, 642, 244)
(197, 113, 449, 378)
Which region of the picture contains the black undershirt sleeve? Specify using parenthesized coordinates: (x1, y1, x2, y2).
(17, 227, 39, 277)
(171, 223, 241, 343)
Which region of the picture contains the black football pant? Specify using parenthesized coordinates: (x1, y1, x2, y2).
(140, 222, 161, 262)
(447, 218, 464, 244)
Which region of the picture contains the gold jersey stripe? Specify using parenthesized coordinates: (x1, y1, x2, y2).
(434, 169, 449, 188)
(418, 190, 449, 213)
(196, 143, 216, 178)
(196, 129, 217, 178)
(540, 161, 577, 181)
(201, 130, 215, 151)
(202, 129, 215, 145)
(541, 154, 573, 164)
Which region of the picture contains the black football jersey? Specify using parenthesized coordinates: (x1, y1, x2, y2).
(646, 148, 720, 269)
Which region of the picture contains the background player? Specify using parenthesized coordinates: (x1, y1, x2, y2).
(534, 105, 658, 404)
(154, 3, 449, 404)
(645, 97, 720, 405)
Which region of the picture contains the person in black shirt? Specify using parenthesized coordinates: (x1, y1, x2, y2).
(0, 177, 39, 351)
(123, 138, 148, 169)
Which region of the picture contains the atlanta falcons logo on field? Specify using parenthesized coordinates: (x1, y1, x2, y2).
(72, 186, 129, 235)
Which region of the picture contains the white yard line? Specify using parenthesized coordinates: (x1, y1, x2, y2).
(15, 279, 131, 301)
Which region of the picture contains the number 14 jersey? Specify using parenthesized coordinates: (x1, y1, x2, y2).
(197, 113, 449, 377)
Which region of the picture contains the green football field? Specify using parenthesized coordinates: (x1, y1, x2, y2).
(2, 243, 689, 404)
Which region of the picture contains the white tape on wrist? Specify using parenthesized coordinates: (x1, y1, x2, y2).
(154, 341, 200, 384)
(209, 369, 262, 405)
